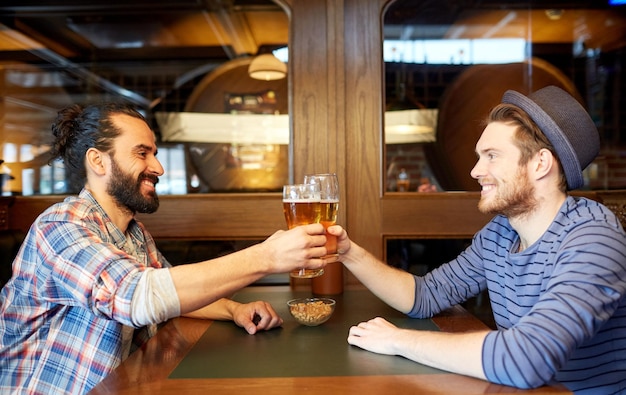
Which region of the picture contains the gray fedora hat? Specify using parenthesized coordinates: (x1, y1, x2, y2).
(501, 85, 600, 190)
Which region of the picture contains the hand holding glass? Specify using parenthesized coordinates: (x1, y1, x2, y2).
(282, 183, 324, 278)
(303, 173, 339, 261)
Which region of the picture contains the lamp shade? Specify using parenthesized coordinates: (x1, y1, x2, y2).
(248, 54, 287, 81)
(384, 109, 438, 144)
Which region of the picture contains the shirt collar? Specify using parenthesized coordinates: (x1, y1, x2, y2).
(78, 188, 142, 249)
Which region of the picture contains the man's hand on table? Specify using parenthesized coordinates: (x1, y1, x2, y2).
(232, 300, 284, 334)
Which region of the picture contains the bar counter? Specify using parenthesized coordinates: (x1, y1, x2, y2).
(89, 286, 570, 394)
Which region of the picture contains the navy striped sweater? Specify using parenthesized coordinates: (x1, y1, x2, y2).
(410, 196, 626, 394)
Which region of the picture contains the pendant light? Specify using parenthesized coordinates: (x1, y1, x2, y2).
(248, 54, 287, 81)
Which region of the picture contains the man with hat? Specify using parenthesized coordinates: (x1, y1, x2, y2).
(330, 86, 626, 393)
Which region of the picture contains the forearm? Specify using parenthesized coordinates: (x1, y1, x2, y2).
(393, 329, 488, 380)
(348, 316, 488, 380)
(183, 297, 284, 335)
(341, 241, 416, 313)
(170, 245, 268, 314)
(183, 297, 238, 320)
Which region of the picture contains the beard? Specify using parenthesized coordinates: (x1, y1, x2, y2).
(477, 166, 537, 218)
(107, 158, 160, 214)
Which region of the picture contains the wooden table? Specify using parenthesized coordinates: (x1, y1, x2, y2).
(89, 286, 570, 394)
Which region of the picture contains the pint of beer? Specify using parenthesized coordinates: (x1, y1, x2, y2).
(304, 173, 342, 294)
(304, 173, 340, 257)
(283, 183, 324, 278)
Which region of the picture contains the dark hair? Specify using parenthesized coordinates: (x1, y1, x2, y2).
(49, 102, 146, 191)
(487, 103, 567, 192)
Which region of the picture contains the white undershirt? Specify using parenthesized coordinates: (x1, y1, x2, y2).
(120, 236, 181, 359)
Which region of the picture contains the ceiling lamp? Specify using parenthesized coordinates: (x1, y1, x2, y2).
(248, 54, 287, 81)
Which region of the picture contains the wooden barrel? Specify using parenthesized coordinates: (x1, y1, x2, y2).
(184, 57, 289, 192)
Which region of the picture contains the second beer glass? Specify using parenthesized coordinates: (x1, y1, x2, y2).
(303, 173, 339, 260)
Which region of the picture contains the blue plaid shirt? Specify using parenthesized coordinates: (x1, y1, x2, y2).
(0, 189, 169, 394)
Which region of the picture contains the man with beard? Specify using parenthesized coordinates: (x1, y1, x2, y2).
(328, 86, 626, 393)
(0, 103, 334, 394)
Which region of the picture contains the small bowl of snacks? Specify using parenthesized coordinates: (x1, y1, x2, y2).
(287, 297, 336, 326)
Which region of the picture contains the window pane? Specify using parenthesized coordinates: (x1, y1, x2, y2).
(384, 1, 626, 192)
(0, 1, 289, 195)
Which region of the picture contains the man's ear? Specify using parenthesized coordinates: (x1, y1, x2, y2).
(533, 148, 556, 181)
(85, 148, 109, 176)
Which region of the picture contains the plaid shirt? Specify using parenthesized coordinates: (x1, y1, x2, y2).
(0, 189, 169, 394)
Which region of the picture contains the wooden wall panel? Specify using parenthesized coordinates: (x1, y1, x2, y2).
(382, 193, 491, 238)
(343, 0, 388, 259)
(290, 1, 331, 180)
(288, 0, 347, 227)
(8, 194, 285, 240)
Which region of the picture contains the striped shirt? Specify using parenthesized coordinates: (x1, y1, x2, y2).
(409, 196, 626, 394)
(0, 189, 170, 394)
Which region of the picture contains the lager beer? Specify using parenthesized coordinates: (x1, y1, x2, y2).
(283, 200, 324, 278)
(283, 200, 321, 229)
(282, 183, 324, 278)
(319, 200, 339, 254)
(303, 173, 343, 295)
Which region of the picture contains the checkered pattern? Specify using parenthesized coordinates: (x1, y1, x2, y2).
(0, 189, 168, 394)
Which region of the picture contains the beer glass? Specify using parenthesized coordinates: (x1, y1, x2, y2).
(303, 173, 339, 260)
(282, 183, 324, 278)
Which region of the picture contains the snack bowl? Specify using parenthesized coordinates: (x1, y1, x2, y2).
(287, 297, 336, 326)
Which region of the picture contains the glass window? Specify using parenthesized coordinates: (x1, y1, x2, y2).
(384, 0, 626, 192)
(0, 1, 288, 195)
